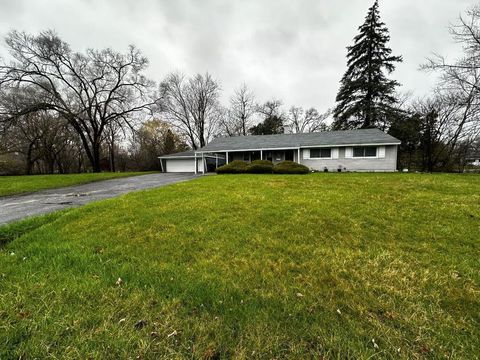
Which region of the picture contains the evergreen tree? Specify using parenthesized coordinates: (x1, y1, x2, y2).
(333, 0, 402, 130)
(249, 116, 284, 135)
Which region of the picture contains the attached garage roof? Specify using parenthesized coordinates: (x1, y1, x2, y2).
(197, 128, 400, 152)
(159, 151, 196, 159)
(158, 151, 224, 159)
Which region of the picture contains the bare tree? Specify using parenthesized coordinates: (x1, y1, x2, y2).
(286, 106, 330, 133)
(159, 72, 221, 149)
(257, 99, 284, 119)
(422, 5, 480, 166)
(223, 83, 256, 136)
(0, 110, 73, 174)
(424, 6, 480, 90)
(103, 121, 126, 173)
(0, 30, 157, 172)
(407, 91, 480, 171)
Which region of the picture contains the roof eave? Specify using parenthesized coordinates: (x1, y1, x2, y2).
(196, 142, 401, 153)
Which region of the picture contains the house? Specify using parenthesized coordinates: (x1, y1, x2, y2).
(466, 151, 480, 167)
(159, 128, 401, 173)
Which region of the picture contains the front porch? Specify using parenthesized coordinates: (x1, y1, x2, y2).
(223, 149, 299, 164)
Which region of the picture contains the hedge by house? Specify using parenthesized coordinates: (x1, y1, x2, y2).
(215, 160, 249, 174)
(246, 160, 273, 174)
(273, 161, 310, 174)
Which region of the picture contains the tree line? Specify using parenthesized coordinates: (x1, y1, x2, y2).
(1, 1, 479, 174)
(0, 33, 328, 174)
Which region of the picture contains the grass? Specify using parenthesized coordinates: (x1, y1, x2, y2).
(0, 172, 154, 197)
(0, 173, 479, 359)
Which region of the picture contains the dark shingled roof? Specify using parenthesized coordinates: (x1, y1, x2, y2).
(158, 150, 223, 158)
(198, 129, 400, 152)
(158, 150, 195, 158)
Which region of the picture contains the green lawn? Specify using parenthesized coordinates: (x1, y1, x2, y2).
(0, 172, 153, 197)
(0, 173, 479, 359)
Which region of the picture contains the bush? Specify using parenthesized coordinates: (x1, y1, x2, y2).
(215, 160, 248, 174)
(273, 161, 310, 174)
(246, 160, 273, 174)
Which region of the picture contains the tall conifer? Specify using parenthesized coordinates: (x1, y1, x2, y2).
(333, 0, 402, 130)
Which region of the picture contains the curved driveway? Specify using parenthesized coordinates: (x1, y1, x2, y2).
(0, 173, 198, 226)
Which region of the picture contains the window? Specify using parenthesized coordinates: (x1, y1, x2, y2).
(310, 148, 331, 158)
(353, 146, 377, 157)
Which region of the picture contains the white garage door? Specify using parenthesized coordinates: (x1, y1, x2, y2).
(165, 158, 195, 172)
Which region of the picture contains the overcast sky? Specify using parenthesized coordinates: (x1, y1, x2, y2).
(0, 0, 476, 112)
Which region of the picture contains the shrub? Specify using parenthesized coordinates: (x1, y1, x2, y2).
(246, 160, 273, 174)
(273, 161, 310, 174)
(215, 160, 248, 174)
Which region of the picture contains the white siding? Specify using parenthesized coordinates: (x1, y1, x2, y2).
(300, 145, 398, 172)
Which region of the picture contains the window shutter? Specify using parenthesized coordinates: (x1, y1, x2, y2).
(378, 146, 385, 158)
(332, 148, 339, 159)
(345, 147, 353, 158)
(303, 149, 310, 159)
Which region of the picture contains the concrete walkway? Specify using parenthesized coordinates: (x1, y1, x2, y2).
(0, 173, 198, 226)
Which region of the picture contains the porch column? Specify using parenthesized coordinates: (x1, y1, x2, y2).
(215, 154, 218, 168)
(201, 153, 205, 174)
(226, 151, 229, 164)
(159, 158, 164, 173)
(260, 150, 263, 160)
(194, 153, 198, 174)
(297, 148, 301, 163)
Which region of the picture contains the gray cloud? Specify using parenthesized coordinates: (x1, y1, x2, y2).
(0, 0, 477, 112)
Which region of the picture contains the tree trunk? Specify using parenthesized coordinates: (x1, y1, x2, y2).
(109, 140, 116, 173)
(92, 140, 102, 173)
(77, 155, 83, 173)
(25, 143, 34, 175)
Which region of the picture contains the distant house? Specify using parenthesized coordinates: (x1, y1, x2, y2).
(466, 151, 480, 167)
(159, 128, 401, 173)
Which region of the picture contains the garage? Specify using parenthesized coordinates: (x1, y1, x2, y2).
(165, 158, 196, 172)
(159, 151, 226, 173)
(158, 151, 198, 173)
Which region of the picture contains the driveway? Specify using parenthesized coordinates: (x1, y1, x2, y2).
(0, 173, 198, 226)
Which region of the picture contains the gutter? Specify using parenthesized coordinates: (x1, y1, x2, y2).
(195, 142, 401, 154)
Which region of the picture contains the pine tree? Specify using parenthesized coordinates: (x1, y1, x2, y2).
(249, 115, 284, 135)
(333, 0, 402, 130)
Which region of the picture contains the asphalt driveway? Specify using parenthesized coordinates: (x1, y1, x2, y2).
(0, 173, 198, 226)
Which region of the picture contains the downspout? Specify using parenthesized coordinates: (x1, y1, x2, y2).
(194, 153, 198, 175)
